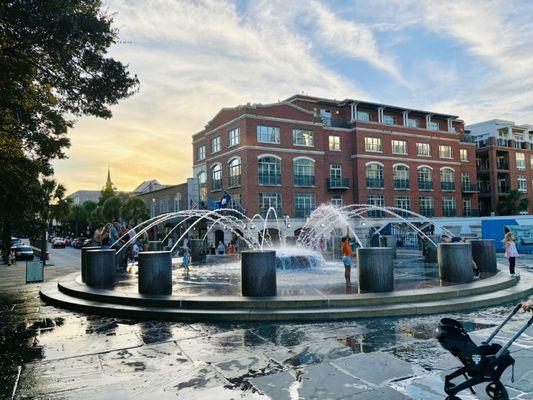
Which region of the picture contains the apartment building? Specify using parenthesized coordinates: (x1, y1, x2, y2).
(465, 119, 533, 215)
(192, 95, 478, 228)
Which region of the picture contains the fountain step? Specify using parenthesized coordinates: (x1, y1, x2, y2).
(54, 271, 519, 310)
(39, 271, 533, 322)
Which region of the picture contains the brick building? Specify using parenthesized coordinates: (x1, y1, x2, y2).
(134, 183, 188, 217)
(192, 95, 478, 230)
(465, 120, 533, 215)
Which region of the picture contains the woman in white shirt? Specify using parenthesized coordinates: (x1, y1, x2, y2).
(502, 232, 519, 276)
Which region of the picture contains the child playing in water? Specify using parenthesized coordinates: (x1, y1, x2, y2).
(181, 245, 191, 271)
(342, 226, 353, 285)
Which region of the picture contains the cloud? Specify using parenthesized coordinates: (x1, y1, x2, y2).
(57, 0, 377, 193)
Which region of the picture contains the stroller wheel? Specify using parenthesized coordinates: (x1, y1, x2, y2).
(445, 396, 462, 400)
(486, 382, 509, 400)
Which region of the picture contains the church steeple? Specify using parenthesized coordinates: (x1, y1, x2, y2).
(105, 166, 113, 189)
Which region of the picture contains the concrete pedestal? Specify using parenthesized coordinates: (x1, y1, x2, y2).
(357, 247, 394, 293)
(190, 239, 206, 263)
(468, 239, 497, 275)
(148, 241, 162, 251)
(81, 246, 100, 283)
(138, 251, 172, 295)
(241, 250, 277, 296)
(380, 235, 397, 257)
(86, 249, 116, 288)
(438, 243, 474, 283)
(422, 236, 438, 263)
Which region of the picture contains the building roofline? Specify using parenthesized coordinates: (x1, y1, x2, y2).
(133, 183, 187, 196)
(283, 94, 461, 120)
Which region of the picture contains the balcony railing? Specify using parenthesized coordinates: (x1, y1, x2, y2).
(461, 183, 478, 193)
(442, 208, 457, 217)
(258, 173, 281, 185)
(228, 175, 241, 188)
(368, 209, 384, 218)
(259, 206, 282, 218)
(295, 206, 315, 218)
(419, 207, 435, 217)
(212, 180, 222, 191)
(496, 162, 509, 170)
(418, 181, 433, 190)
(294, 175, 315, 187)
(393, 179, 409, 190)
(463, 209, 479, 217)
(366, 178, 384, 189)
(441, 182, 455, 191)
(322, 117, 350, 129)
(327, 177, 349, 189)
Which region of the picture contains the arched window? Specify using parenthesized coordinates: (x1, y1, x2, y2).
(228, 158, 241, 187)
(366, 163, 384, 188)
(393, 164, 409, 189)
(418, 167, 433, 190)
(440, 168, 455, 191)
(293, 158, 315, 186)
(212, 164, 222, 191)
(198, 171, 207, 207)
(258, 156, 281, 185)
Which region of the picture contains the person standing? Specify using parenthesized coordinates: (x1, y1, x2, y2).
(216, 241, 225, 255)
(502, 232, 519, 276)
(181, 245, 191, 271)
(342, 227, 353, 285)
(228, 241, 235, 255)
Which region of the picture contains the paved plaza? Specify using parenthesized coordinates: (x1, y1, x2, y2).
(0, 246, 532, 399)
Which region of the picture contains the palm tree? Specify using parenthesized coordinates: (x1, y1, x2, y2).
(496, 189, 529, 215)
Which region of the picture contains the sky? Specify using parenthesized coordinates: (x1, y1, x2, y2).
(53, 0, 533, 194)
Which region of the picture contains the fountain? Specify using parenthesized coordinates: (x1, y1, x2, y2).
(39, 203, 533, 322)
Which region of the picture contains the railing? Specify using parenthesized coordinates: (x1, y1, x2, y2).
(322, 117, 350, 129)
(368, 209, 384, 218)
(496, 139, 511, 147)
(442, 208, 457, 217)
(327, 177, 349, 189)
(212, 180, 222, 191)
(496, 162, 509, 170)
(461, 183, 478, 192)
(228, 175, 241, 188)
(294, 175, 315, 187)
(259, 207, 282, 218)
(393, 179, 409, 190)
(419, 207, 435, 217)
(441, 182, 455, 191)
(366, 178, 384, 189)
(295, 206, 315, 218)
(418, 181, 433, 190)
(258, 173, 281, 185)
(463, 209, 479, 217)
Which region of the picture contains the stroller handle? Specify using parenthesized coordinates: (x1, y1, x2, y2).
(495, 314, 533, 360)
(483, 303, 523, 345)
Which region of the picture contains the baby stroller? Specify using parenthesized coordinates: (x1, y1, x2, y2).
(435, 303, 533, 400)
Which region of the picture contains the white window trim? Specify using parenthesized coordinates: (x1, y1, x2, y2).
(257, 153, 282, 160)
(365, 161, 385, 167)
(417, 165, 433, 170)
(365, 137, 383, 153)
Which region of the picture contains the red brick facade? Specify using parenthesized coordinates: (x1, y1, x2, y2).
(192, 95, 478, 219)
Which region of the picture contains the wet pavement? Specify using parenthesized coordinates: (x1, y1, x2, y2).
(0, 246, 532, 399)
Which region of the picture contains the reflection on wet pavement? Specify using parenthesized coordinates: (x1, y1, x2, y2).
(1, 255, 531, 399)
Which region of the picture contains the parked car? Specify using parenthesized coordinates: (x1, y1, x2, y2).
(73, 238, 87, 249)
(11, 245, 35, 261)
(82, 238, 93, 247)
(52, 237, 66, 248)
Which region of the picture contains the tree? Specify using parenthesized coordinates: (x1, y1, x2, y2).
(496, 189, 529, 215)
(0, 0, 139, 256)
(102, 195, 122, 222)
(69, 204, 88, 237)
(89, 206, 104, 231)
(121, 197, 149, 225)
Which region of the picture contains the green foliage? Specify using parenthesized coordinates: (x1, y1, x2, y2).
(120, 196, 149, 224)
(0, 0, 138, 251)
(89, 206, 104, 231)
(99, 185, 116, 206)
(496, 189, 529, 215)
(82, 200, 97, 215)
(102, 195, 122, 221)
